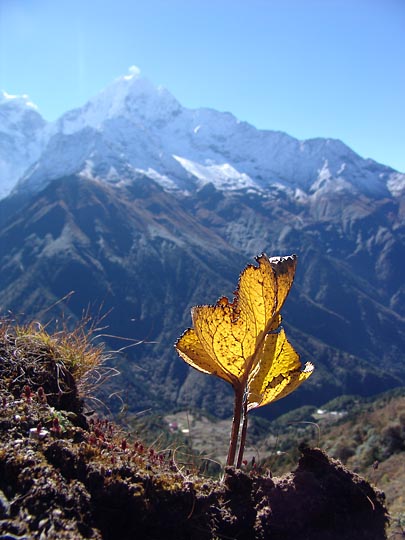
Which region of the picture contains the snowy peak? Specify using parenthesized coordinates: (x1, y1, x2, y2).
(0, 90, 39, 111)
(0, 91, 45, 131)
(58, 66, 182, 135)
(2, 67, 404, 203)
(0, 91, 48, 199)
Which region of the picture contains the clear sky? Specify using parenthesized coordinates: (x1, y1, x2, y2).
(0, 0, 404, 172)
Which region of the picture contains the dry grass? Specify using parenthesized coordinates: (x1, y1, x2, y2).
(0, 315, 118, 411)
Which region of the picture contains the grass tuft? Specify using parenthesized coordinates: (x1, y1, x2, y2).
(0, 316, 116, 414)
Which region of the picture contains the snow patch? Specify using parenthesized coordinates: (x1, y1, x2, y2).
(79, 160, 96, 180)
(294, 187, 308, 202)
(387, 172, 405, 197)
(172, 155, 257, 191)
(58, 70, 181, 135)
(123, 65, 141, 81)
(135, 167, 181, 191)
(0, 90, 38, 110)
(310, 160, 332, 192)
(337, 162, 346, 175)
(106, 166, 120, 181)
(318, 160, 332, 182)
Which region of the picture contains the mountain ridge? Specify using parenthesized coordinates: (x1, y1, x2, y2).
(0, 70, 404, 419)
(2, 71, 404, 201)
(0, 171, 403, 418)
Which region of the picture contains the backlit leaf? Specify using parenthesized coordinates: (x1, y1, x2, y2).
(176, 254, 301, 387)
(175, 326, 235, 384)
(175, 252, 314, 466)
(191, 298, 254, 384)
(247, 328, 314, 410)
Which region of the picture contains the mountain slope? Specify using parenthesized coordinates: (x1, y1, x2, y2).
(0, 70, 404, 418)
(0, 172, 403, 418)
(0, 175, 246, 414)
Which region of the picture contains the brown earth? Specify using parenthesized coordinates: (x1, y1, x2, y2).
(0, 322, 389, 539)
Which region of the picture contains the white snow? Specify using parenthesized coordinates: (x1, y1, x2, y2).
(0, 90, 39, 110)
(337, 162, 346, 175)
(106, 166, 119, 180)
(294, 187, 308, 203)
(0, 92, 48, 199)
(318, 160, 332, 182)
(123, 65, 142, 81)
(78, 160, 96, 181)
(1, 70, 402, 202)
(57, 69, 181, 135)
(134, 167, 181, 191)
(309, 160, 332, 192)
(172, 155, 257, 191)
(387, 172, 405, 197)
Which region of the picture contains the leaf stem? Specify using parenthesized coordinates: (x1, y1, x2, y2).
(236, 396, 248, 468)
(226, 385, 243, 466)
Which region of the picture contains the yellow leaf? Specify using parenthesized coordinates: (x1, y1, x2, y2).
(175, 327, 235, 384)
(238, 254, 297, 337)
(175, 252, 314, 467)
(191, 298, 254, 384)
(175, 253, 301, 389)
(247, 328, 314, 410)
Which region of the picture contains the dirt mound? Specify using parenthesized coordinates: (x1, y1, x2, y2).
(0, 322, 389, 539)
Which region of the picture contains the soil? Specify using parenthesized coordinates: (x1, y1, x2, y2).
(0, 332, 389, 539)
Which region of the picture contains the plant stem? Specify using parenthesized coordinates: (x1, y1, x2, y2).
(236, 397, 248, 468)
(226, 386, 243, 466)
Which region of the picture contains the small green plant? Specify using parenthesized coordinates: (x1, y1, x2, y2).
(175, 253, 314, 467)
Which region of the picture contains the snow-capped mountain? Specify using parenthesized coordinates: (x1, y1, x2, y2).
(3, 67, 404, 201)
(0, 68, 404, 419)
(0, 91, 49, 199)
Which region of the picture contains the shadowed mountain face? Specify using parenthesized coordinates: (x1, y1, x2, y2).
(0, 73, 404, 418)
(0, 171, 403, 419)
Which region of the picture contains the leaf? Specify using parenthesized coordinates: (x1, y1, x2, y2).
(237, 254, 297, 335)
(175, 326, 235, 384)
(247, 327, 314, 410)
(190, 297, 254, 384)
(175, 252, 314, 466)
(175, 253, 310, 394)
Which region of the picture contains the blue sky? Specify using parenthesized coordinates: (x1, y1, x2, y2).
(0, 0, 404, 172)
